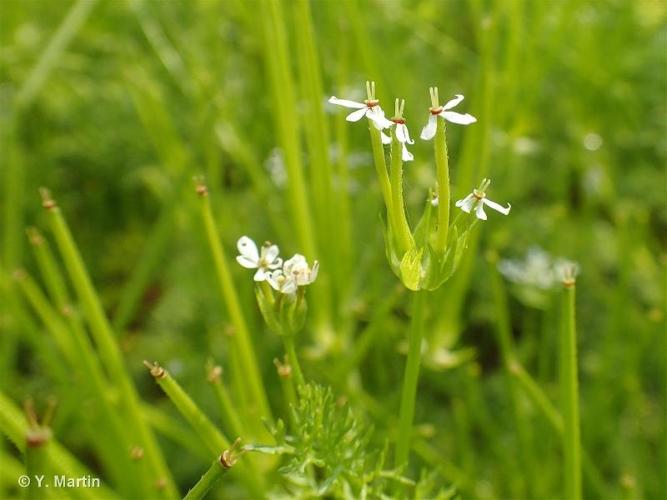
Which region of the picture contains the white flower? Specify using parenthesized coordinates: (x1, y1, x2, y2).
(328, 81, 393, 130)
(455, 179, 511, 220)
(283, 254, 319, 286)
(267, 270, 298, 295)
(236, 236, 283, 281)
(499, 248, 579, 290)
(381, 120, 415, 161)
(498, 247, 559, 289)
(266, 254, 319, 295)
(380, 99, 415, 161)
(420, 92, 476, 141)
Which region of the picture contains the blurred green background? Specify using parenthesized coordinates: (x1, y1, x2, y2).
(1, 0, 665, 498)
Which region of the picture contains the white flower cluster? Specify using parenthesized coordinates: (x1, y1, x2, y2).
(329, 88, 476, 164)
(499, 247, 579, 289)
(236, 236, 318, 295)
(329, 84, 510, 221)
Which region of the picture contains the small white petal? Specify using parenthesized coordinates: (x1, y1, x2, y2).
(345, 107, 368, 122)
(442, 111, 477, 125)
(483, 198, 511, 215)
(395, 123, 407, 143)
(253, 268, 268, 281)
(443, 94, 464, 110)
(401, 124, 414, 144)
(279, 275, 298, 294)
(309, 261, 319, 283)
(236, 255, 258, 269)
(237, 236, 259, 263)
(328, 96, 365, 109)
(455, 194, 476, 213)
(401, 143, 414, 162)
(380, 131, 392, 145)
(420, 115, 438, 140)
(268, 257, 283, 270)
(475, 202, 488, 220)
(262, 244, 280, 264)
(367, 107, 393, 129)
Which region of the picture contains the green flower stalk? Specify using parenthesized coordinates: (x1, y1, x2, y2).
(558, 263, 582, 500)
(195, 181, 272, 426)
(329, 84, 493, 291)
(389, 98, 416, 254)
(395, 289, 428, 467)
(330, 83, 513, 470)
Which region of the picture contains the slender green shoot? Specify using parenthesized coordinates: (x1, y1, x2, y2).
(206, 363, 246, 440)
(183, 439, 243, 500)
(144, 361, 263, 496)
(389, 98, 414, 254)
(39, 189, 177, 498)
(281, 335, 305, 388)
(430, 87, 451, 253)
(395, 289, 428, 467)
(194, 181, 272, 425)
(560, 268, 582, 500)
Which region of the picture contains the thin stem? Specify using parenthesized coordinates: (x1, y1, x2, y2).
(144, 362, 264, 497)
(145, 362, 230, 453)
(25, 434, 49, 500)
(390, 128, 414, 254)
(281, 335, 305, 388)
(395, 289, 428, 467)
(560, 283, 582, 499)
(196, 188, 272, 425)
(207, 366, 246, 440)
(434, 117, 451, 252)
(368, 125, 395, 224)
(41, 193, 177, 498)
(183, 453, 235, 500)
(274, 358, 298, 425)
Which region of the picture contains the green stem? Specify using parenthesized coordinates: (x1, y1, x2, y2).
(145, 363, 264, 497)
(293, 0, 336, 269)
(42, 195, 177, 498)
(183, 457, 231, 500)
(0, 392, 118, 500)
(395, 289, 428, 467)
(434, 118, 450, 252)
(368, 125, 394, 224)
(209, 371, 246, 440)
(282, 335, 305, 388)
(25, 437, 49, 500)
(560, 284, 582, 500)
(274, 359, 298, 426)
(390, 131, 414, 253)
(196, 189, 272, 425)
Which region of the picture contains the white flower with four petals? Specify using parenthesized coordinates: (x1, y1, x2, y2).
(328, 81, 393, 130)
(328, 96, 393, 129)
(420, 93, 477, 141)
(235, 236, 282, 281)
(455, 179, 511, 220)
(236, 236, 318, 295)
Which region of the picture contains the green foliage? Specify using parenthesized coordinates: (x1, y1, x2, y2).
(258, 383, 453, 499)
(0, 0, 664, 499)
